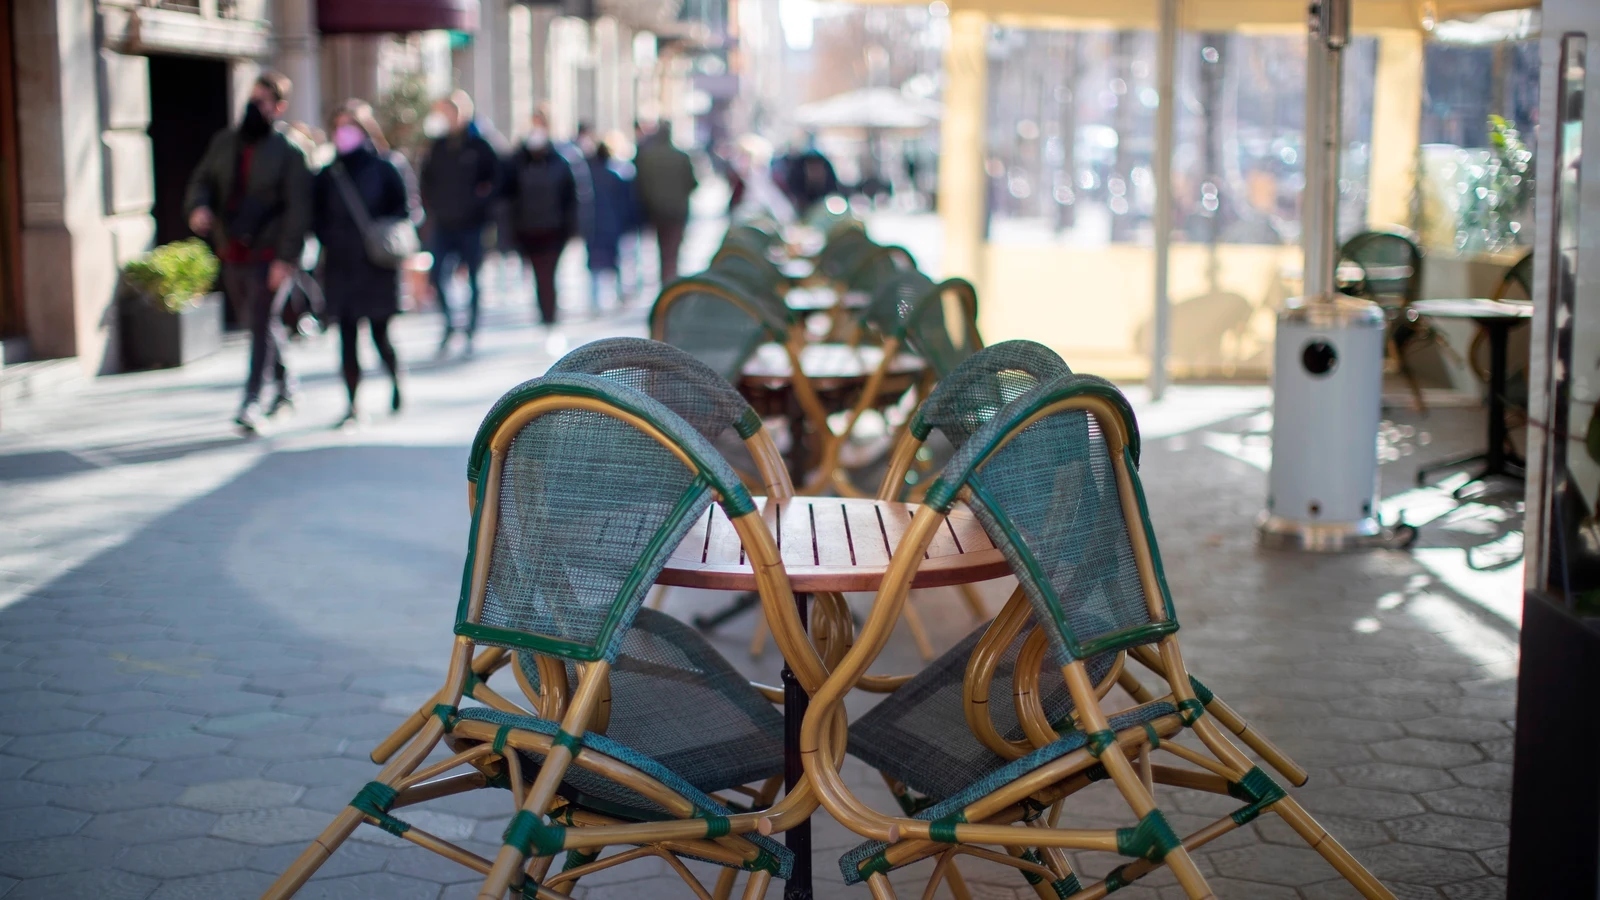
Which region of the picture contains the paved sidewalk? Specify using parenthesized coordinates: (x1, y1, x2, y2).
(0, 229, 1521, 897)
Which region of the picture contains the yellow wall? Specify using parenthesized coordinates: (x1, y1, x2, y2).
(980, 242, 1298, 380)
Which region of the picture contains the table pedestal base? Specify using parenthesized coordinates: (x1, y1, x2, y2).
(1416, 451, 1526, 499)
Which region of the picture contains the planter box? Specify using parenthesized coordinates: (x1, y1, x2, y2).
(121, 291, 224, 370)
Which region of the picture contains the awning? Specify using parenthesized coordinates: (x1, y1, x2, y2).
(316, 0, 479, 34)
(794, 88, 943, 131)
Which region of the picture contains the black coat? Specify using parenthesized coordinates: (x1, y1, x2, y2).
(313, 147, 418, 321)
(504, 145, 577, 238)
(419, 126, 500, 231)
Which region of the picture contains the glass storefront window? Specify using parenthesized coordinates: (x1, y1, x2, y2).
(983, 28, 1375, 248)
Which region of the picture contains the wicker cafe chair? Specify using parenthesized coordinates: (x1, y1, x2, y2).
(650, 276, 837, 488)
(1336, 228, 1452, 413)
(546, 337, 855, 661)
(709, 248, 794, 315)
(265, 376, 812, 900)
(648, 274, 794, 386)
(796, 374, 1393, 899)
(806, 271, 984, 503)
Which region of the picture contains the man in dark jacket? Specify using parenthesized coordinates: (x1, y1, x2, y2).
(185, 71, 313, 433)
(504, 111, 577, 327)
(632, 122, 697, 285)
(784, 137, 840, 215)
(420, 90, 499, 356)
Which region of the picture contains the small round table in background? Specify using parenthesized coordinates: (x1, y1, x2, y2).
(658, 496, 1007, 900)
(738, 343, 926, 483)
(1410, 298, 1534, 496)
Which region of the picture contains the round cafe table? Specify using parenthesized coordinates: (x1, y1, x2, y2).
(1410, 298, 1533, 496)
(657, 495, 1008, 900)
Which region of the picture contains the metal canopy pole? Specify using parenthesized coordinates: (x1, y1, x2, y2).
(1150, 0, 1179, 401)
(1258, 0, 1407, 552)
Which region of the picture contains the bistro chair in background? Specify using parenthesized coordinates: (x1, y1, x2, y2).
(795, 374, 1392, 899)
(265, 375, 818, 900)
(1336, 228, 1454, 413)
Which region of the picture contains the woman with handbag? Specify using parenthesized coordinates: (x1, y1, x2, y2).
(312, 100, 420, 426)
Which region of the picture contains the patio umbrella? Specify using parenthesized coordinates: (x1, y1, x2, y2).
(793, 88, 943, 131)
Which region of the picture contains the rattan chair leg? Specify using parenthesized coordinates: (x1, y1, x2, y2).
(260, 806, 365, 899)
(956, 583, 988, 621)
(945, 858, 976, 900)
(1100, 749, 1214, 899)
(712, 868, 739, 900)
(922, 850, 959, 900)
(748, 616, 771, 657)
(1270, 796, 1396, 900)
(647, 585, 669, 610)
(901, 595, 936, 661)
(866, 872, 899, 900)
(740, 869, 772, 899)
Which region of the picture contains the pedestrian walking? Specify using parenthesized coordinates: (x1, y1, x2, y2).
(783, 136, 840, 215)
(419, 90, 500, 357)
(312, 100, 420, 427)
(583, 138, 639, 314)
(184, 71, 312, 433)
(632, 121, 697, 285)
(505, 111, 578, 327)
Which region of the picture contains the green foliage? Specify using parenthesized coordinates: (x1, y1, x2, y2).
(377, 68, 433, 163)
(1458, 115, 1535, 251)
(123, 239, 219, 313)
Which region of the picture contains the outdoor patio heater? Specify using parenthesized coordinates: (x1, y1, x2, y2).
(1258, 0, 1403, 551)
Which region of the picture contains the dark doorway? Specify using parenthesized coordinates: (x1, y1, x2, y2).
(0, 7, 22, 340)
(148, 55, 230, 246)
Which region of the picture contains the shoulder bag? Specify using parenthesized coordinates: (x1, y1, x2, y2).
(330, 161, 419, 269)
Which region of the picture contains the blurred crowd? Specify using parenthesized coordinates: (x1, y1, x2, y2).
(182, 71, 713, 434)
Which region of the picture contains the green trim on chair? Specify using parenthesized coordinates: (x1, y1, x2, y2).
(1115, 809, 1180, 862)
(504, 810, 566, 857)
(1228, 766, 1287, 825)
(349, 781, 410, 837)
(928, 811, 966, 843)
(1177, 699, 1206, 727)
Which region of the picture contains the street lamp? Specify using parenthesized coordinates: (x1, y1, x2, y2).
(1257, 0, 1409, 551)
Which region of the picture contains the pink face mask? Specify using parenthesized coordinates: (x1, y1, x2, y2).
(333, 124, 366, 155)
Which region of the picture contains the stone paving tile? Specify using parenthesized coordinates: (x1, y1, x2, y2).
(0, 266, 1522, 898)
(0, 869, 160, 900)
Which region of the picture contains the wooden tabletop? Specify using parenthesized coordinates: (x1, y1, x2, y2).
(656, 497, 1010, 593)
(1410, 298, 1533, 320)
(739, 343, 925, 389)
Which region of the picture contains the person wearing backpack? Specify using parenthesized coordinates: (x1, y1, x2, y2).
(505, 110, 578, 327)
(312, 100, 420, 427)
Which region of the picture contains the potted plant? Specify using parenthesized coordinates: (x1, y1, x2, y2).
(119, 238, 224, 370)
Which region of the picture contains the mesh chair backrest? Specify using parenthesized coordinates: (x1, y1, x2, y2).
(905, 278, 982, 377)
(460, 375, 755, 663)
(649, 277, 788, 383)
(724, 224, 778, 253)
(911, 340, 1072, 449)
(711, 252, 789, 307)
(815, 230, 877, 282)
(843, 246, 914, 295)
(1338, 230, 1422, 304)
(863, 270, 935, 338)
(925, 375, 1171, 663)
(549, 338, 763, 443)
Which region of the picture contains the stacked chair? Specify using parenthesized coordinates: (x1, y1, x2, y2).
(795, 369, 1392, 899)
(265, 352, 836, 900)
(265, 324, 1395, 898)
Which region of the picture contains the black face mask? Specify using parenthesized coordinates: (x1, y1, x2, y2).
(240, 102, 272, 142)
